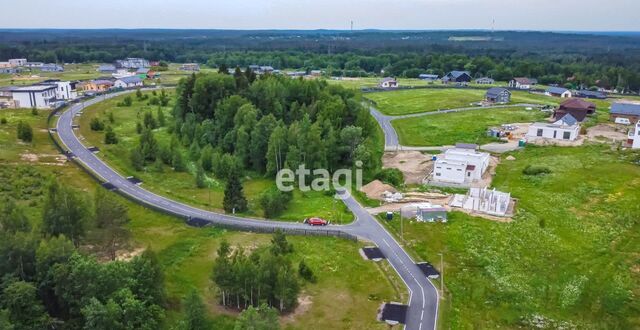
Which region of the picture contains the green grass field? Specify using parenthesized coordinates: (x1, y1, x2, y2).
(0, 98, 405, 330)
(366, 89, 563, 116)
(75, 92, 354, 223)
(392, 107, 548, 146)
(381, 145, 640, 329)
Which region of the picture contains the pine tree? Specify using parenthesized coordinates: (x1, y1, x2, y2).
(180, 290, 209, 330)
(104, 126, 118, 144)
(223, 171, 248, 213)
(195, 163, 206, 188)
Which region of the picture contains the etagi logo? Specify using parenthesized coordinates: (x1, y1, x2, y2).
(276, 161, 363, 200)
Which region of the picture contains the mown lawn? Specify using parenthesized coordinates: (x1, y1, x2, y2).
(392, 107, 548, 146)
(382, 145, 640, 329)
(76, 92, 354, 223)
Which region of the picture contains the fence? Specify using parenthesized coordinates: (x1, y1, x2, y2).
(47, 94, 358, 243)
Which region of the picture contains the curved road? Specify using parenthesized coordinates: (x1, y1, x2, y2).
(54, 90, 439, 330)
(370, 103, 542, 151)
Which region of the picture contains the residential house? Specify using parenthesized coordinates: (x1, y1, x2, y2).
(545, 87, 572, 98)
(442, 71, 471, 84)
(114, 76, 143, 89)
(8, 59, 27, 67)
(419, 74, 439, 82)
(574, 90, 606, 99)
(98, 64, 117, 73)
(179, 63, 200, 72)
(509, 77, 535, 90)
(115, 58, 149, 69)
(379, 77, 398, 89)
(627, 121, 640, 149)
(78, 79, 114, 92)
(553, 98, 596, 122)
(25, 62, 44, 68)
(40, 64, 64, 72)
(485, 87, 511, 103)
(37, 80, 78, 100)
(526, 114, 580, 141)
(0, 62, 11, 68)
(475, 77, 495, 85)
(10, 85, 58, 109)
(0, 68, 21, 74)
(432, 148, 490, 184)
(259, 66, 274, 74)
(610, 102, 640, 123)
(149, 61, 160, 67)
(310, 70, 323, 77)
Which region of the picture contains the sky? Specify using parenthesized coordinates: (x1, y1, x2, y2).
(2, 0, 639, 31)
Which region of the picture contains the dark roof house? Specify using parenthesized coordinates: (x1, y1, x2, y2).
(610, 103, 640, 119)
(575, 90, 607, 99)
(442, 71, 471, 83)
(553, 98, 596, 122)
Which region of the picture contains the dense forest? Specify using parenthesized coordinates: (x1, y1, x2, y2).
(1, 29, 639, 91)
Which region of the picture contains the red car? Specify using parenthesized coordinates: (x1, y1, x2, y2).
(304, 217, 329, 226)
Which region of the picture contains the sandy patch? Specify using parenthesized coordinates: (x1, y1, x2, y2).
(20, 153, 67, 165)
(360, 180, 397, 201)
(115, 247, 145, 262)
(586, 124, 629, 142)
(282, 295, 313, 323)
(382, 151, 433, 184)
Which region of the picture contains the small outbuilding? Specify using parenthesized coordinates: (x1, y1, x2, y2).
(475, 77, 495, 85)
(509, 77, 535, 90)
(610, 102, 640, 123)
(442, 71, 471, 84)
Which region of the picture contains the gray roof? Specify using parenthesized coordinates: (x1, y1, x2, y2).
(575, 90, 606, 98)
(558, 113, 578, 126)
(546, 87, 569, 95)
(611, 103, 640, 116)
(136, 68, 150, 74)
(117, 76, 143, 84)
(475, 77, 494, 81)
(486, 87, 510, 98)
(419, 74, 439, 79)
(448, 71, 470, 78)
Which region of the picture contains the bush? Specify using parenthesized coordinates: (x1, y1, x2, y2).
(130, 148, 145, 171)
(0, 118, 7, 124)
(259, 187, 292, 218)
(16, 121, 33, 142)
(522, 165, 552, 176)
(90, 117, 105, 131)
(118, 96, 133, 107)
(31, 107, 38, 116)
(375, 168, 404, 187)
(104, 126, 118, 144)
(298, 260, 317, 283)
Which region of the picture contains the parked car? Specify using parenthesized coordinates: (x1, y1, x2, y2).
(304, 217, 329, 226)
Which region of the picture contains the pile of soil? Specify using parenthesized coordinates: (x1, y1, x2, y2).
(360, 180, 397, 201)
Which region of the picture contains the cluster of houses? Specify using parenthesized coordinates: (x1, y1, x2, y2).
(0, 80, 78, 109)
(0, 58, 64, 74)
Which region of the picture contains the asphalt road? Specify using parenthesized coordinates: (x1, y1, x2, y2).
(369, 103, 541, 152)
(54, 90, 439, 330)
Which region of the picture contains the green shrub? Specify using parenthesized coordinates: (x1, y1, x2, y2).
(0, 118, 7, 124)
(16, 121, 33, 142)
(375, 168, 404, 187)
(104, 126, 118, 144)
(259, 186, 293, 218)
(522, 165, 552, 176)
(90, 117, 105, 131)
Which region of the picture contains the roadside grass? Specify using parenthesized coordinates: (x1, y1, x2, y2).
(0, 104, 404, 330)
(129, 211, 403, 330)
(392, 107, 548, 146)
(76, 92, 354, 223)
(0, 109, 54, 161)
(387, 145, 640, 329)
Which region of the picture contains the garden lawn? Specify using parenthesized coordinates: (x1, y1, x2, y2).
(382, 145, 640, 329)
(76, 92, 354, 223)
(392, 107, 548, 146)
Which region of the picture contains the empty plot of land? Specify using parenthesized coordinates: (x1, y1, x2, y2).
(382, 151, 433, 184)
(367, 89, 487, 115)
(392, 107, 548, 147)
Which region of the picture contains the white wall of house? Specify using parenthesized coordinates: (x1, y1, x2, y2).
(630, 121, 640, 149)
(527, 123, 579, 141)
(12, 87, 57, 109)
(114, 79, 143, 89)
(54, 81, 77, 100)
(433, 148, 490, 184)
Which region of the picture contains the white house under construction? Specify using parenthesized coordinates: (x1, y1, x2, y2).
(450, 187, 512, 217)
